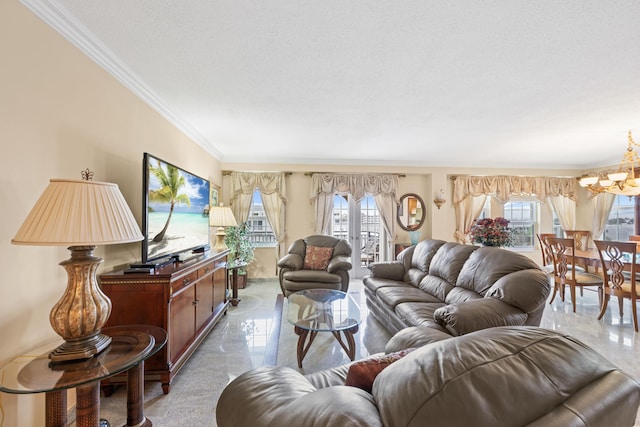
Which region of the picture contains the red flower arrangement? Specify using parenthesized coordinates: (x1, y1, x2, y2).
(469, 217, 513, 247)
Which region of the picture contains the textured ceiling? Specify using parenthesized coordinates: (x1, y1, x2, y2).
(26, 0, 640, 169)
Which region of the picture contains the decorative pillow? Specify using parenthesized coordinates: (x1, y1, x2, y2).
(303, 245, 334, 270)
(345, 348, 416, 393)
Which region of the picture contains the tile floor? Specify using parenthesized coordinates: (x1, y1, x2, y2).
(96, 278, 640, 426)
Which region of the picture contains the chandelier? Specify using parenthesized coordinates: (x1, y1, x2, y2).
(579, 131, 640, 196)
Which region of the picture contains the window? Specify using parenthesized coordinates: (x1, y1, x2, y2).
(246, 190, 276, 246)
(478, 198, 490, 220)
(604, 195, 635, 241)
(551, 211, 564, 237)
(503, 200, 537, 249)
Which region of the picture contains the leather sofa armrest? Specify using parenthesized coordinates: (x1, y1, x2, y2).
(327, 255, 352, 273)
(433, 299, 528, 336)
(485, 269, 551, 314)
(277, 253, 303, 270)
(216, 366, 382, 427)
(368, 262, 406, 281)
(384, 325, 452, 353)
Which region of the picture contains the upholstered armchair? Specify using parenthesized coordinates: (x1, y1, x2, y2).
(277, 235, 352, 296)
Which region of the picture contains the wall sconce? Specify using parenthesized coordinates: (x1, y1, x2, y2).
(433, 188, 446, 209)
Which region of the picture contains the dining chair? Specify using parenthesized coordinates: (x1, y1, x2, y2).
(564, 230, 595, 280)
(546, 237, 603, 313)
(594, 240, 640, 332)
(564, 230, 591, 251)
(536, 233, 556, 275)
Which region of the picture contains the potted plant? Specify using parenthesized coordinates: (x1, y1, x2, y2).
(469, 217, 514, 247)
(224, 222, 255, 289)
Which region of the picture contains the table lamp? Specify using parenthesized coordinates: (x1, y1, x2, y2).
(209, 203, 237, 252)
(12, 170, 143, 363)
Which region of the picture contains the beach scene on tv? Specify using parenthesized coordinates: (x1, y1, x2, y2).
(146, 157, 210, 262)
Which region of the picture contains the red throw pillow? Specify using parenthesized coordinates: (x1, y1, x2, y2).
(345, 348, 416, 393)
(303, 245, 334, 270)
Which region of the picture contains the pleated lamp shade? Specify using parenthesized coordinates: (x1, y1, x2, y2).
(209, 204, 238, 228)
(12, 179, 143, 246)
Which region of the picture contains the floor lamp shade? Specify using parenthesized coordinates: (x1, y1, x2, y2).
(12, 178, 143, 363)
(209, 204, 237, 252)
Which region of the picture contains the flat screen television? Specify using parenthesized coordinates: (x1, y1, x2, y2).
(142, 153, 211, 263)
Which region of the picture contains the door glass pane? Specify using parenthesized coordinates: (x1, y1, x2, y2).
(332, 194, 349, 240)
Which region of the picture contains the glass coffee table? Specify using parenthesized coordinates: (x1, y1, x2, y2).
(286, 289, 362, 368)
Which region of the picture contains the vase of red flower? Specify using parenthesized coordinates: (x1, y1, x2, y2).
(469, 217, 513, 247)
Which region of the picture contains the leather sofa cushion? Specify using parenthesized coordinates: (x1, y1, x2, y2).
(377, 287, 441, 309)
(283, 270, 342, 283)
(456, 246, 543, 296)
(395, 302, 446, 327)
(363, 277, 414, 293)
(408, 239, 446, 276)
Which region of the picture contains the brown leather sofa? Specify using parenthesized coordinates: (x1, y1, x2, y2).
(216, 326, 640, 427)
(364, 239, 551, 340)
(277, 235, 352, 296)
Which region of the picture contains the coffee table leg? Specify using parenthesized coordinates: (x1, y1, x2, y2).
(332, 325, 359, 361)
(294, 326, 318, 368)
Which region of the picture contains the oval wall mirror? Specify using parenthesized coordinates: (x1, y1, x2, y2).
(397, 193, 426, 231)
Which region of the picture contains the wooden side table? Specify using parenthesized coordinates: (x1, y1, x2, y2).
(227, 262, 248, 306)
(0, 325, 166, 427)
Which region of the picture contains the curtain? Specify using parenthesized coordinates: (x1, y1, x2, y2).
(229, 171, 288, 263)
(592, 193, 616, 240)
(454, 194, 487, 243)
(548, 195, 576, 231)
(373, 193, 397, 260)
(452, 175, 577, 205)
(310, 173, 399, 258)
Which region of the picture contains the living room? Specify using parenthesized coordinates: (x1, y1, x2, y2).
(2, 1, 640, 425)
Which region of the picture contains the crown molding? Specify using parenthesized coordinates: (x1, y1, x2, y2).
(19, 0, 223, 159)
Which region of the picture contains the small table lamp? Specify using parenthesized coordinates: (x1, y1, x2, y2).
(209, 203, 237, 252)
(12, 171, 143, 363)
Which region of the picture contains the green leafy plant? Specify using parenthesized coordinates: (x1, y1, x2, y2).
(224, 222, 255, 271)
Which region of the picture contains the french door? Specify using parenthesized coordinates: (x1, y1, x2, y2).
(331, 194, 383, 279)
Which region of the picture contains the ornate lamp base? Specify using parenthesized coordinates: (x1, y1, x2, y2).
(49, 332, 112, 363)
(49, 246, 113, 364)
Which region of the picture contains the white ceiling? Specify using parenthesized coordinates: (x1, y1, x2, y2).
(24, 0, 640, 169)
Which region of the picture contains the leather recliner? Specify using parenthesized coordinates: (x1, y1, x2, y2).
(277, 235, 352, 296)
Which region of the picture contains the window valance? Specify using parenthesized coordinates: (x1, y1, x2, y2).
(452, 175, 577, 205)
(310, 173, 399, 202)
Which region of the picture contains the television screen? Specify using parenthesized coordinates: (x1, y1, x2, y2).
(142, 153, 210, 263)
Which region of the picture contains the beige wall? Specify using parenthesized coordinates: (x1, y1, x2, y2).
(1, 2, 222, 424)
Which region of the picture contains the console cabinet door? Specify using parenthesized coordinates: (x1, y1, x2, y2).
(195, 279, 214, 332)
(169, 286, 196, 363)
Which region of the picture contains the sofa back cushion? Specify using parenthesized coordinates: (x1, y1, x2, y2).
(418, 242, 478, 301)
(446, 247, 542, 304)
(403, 239, 446, 286)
